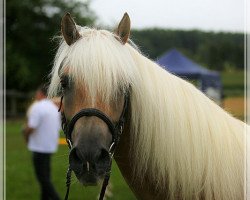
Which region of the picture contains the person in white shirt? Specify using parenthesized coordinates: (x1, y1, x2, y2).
(23, 85, 61, 200)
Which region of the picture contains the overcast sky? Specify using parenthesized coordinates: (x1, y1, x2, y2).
(89, 0, 244, 32)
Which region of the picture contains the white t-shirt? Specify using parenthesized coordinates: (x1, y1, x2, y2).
(28, 99, 61, 153)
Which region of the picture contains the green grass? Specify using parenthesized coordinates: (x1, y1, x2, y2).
(6, 120, 136, 200)
(221, 70, 244, 97)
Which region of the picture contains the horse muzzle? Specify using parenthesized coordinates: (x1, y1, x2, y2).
(69, 146, 110, 186)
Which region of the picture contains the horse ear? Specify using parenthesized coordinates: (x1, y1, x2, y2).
(115, 13, 131, 44)
(61, 12, 81, 46)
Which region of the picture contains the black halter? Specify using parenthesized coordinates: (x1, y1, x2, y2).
(59, 91, 129, 200)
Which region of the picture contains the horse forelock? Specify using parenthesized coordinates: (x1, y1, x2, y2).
(49, 26, 245, 200)
(49, 27, 139, 103)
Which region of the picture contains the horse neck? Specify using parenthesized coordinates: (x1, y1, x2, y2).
(114, 109, 132, 171)
(114, 113, 162, 199)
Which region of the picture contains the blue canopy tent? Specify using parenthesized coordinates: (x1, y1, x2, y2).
(156, 49, 222, 103)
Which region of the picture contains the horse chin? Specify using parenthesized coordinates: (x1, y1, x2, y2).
(75, 167, 105, 187)
(77, 172, 99, 186)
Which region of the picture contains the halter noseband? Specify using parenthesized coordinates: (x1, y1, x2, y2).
(59, 91, 129, 200)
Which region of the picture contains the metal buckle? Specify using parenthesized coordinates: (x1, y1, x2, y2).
(119, 125, 123, 134)
(67, 139, 73, 149)
(108, 142, 115, 158)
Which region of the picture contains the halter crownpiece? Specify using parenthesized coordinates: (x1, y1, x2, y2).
(59, 91, 130, 200)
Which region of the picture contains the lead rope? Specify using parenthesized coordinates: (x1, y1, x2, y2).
(64, 167, 72, 200)
(98, 159, 112, 200)
(58, 96, 72, 200)
(98, 121, 124, 200)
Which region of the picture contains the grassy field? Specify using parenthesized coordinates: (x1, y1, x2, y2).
(6, 120, 136, 200)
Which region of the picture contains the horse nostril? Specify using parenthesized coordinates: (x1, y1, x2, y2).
(69, 147, 84, 171)
(97, 148, 110, 165)
(94, 148, 110, 176)
(70, 148, 79, 161)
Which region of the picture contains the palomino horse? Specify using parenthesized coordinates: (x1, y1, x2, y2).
(49, 13, 247, 200)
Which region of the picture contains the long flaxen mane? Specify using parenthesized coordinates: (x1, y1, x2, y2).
(49, 25, 245, 199)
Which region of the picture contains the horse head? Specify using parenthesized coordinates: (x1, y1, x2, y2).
(57, 12, 131, 186)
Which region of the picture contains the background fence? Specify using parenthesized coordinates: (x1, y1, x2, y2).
(6, 90, 33, 118)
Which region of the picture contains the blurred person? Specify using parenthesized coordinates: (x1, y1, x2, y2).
(23, 84, 61, 200)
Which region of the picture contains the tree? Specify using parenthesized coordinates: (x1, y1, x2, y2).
(6, 0, 96, 91)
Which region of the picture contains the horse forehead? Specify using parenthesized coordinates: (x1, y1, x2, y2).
(66, 83, 108, 105)
(81, 28, 111, 36)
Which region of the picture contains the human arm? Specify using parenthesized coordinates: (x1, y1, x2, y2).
(22, 125, 35, 144)
(23, 102, 40, 144)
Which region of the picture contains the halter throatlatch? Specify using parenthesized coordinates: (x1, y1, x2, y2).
(59, 92, 129, 200)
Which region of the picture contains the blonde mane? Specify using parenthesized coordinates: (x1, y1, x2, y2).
(49, 27, 245, 200)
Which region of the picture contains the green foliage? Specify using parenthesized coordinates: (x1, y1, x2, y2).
(6, 0, 96, 91)
(131, 29, 244, 71)
(6, 120, 136, 199)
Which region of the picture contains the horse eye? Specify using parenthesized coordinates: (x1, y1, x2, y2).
(60, 76, 69, 90)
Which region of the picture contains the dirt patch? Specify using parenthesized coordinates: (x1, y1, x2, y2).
(223, 97, 245, 119)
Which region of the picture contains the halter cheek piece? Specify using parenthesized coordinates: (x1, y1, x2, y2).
(59, 92, 129, 200)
